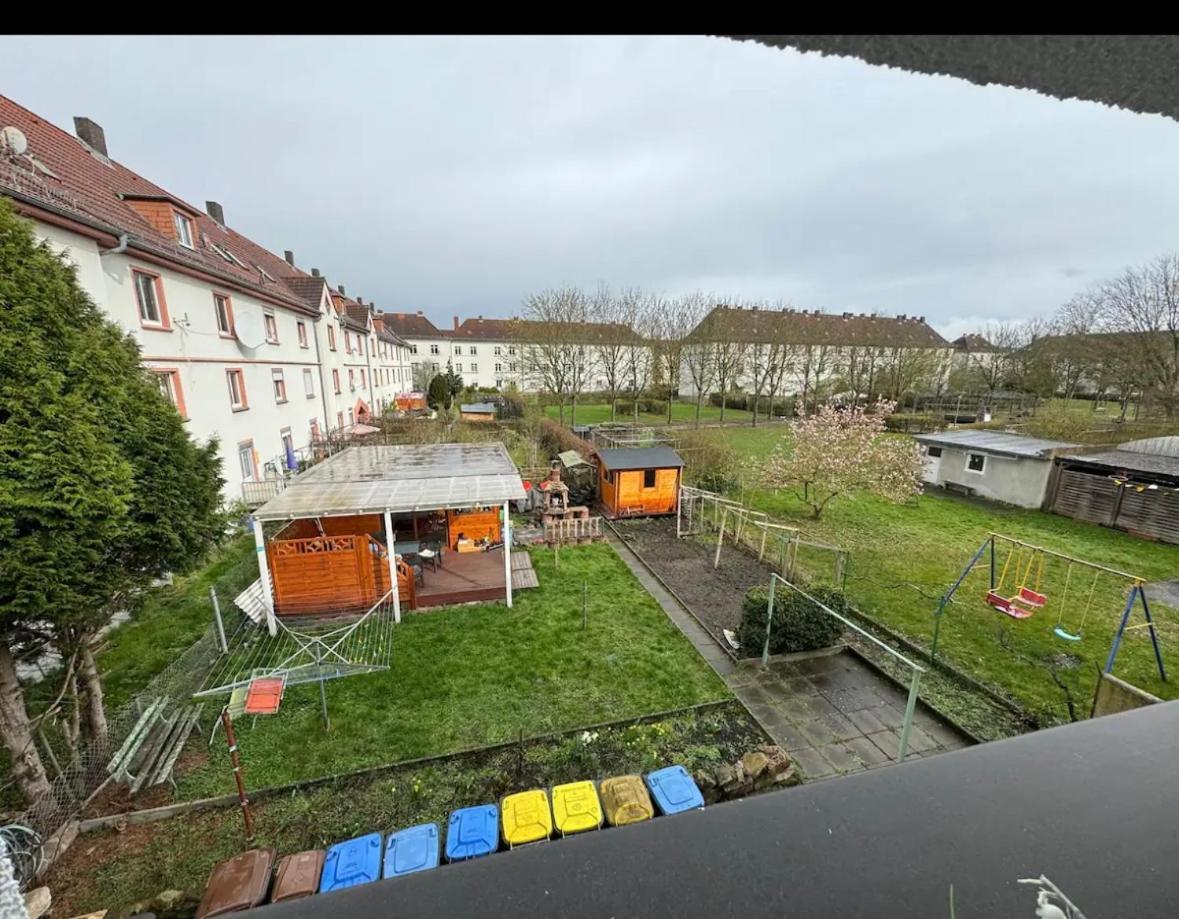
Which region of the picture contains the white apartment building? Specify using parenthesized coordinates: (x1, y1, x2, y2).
(0, 95, 407, 501)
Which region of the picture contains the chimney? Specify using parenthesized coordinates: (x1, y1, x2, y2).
(453, 316, 460, 331)
(73, 116, 108, 156)
(205, 201, 225, 225)
(311, 268, 320, 277)
(283, 249, 295, 266)
(478, 314, 483, 320)
(919, 315, 926, 322)
(357, 296, 364, 305)
(338, 284, 346, 296)
(417, 310, 424, 316)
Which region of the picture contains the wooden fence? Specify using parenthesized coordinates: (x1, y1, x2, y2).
(267, 534, 415, 615)
(544, 516, 604, 544)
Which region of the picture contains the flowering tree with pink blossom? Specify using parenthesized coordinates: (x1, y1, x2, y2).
(759, 400, 924, 519)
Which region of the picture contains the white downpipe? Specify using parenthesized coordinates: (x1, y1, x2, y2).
(253, 517, 277, 636)
(503, 501, 513, 608)
(384, 510, 401, 623)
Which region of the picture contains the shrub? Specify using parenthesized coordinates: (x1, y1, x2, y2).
(708, 392, 794, 416)
(734, 584, 847, 657)
(678, 430, 740, 493)
(537, 417, 592, 459)
(500, 390, 527, 419)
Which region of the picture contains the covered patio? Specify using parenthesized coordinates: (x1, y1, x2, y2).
(246, 443, 531, 630)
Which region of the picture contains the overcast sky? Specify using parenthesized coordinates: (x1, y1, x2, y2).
(3, 35, 1179, 338)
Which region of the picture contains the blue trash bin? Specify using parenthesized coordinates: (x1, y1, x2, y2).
(645, 765, 705, 816)
(320, 833, 382, 893)
(383, 823, 440, 879)
(445, 804, 499, 861)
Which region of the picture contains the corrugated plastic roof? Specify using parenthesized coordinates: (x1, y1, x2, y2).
(252, 443, 526, 520)
(460, 403, 497, 413)
(1062, 450, 1179, 479)
(596, 447, 685, 470)
(913, 430, 1077, 459)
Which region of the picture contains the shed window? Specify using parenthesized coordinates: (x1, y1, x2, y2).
(644, 468, 657, 488)
(967, 453, 986, 473)
(927, 446, 943, 458)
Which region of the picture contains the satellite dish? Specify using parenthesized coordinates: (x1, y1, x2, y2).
(0, 126, 29, 156)
(234, 310, 266, 349)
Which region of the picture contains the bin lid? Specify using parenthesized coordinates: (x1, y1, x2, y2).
(446, 804, 499, 861)
(599, 775, 654, 826)
(320, 833, 383, 892)
(383, 824, 440, 878)
(270, 850, 324, 903)
(196, 848, 275, 919)
(501, 790, 553, 846)
(551, 781, 603, 835)
(645, 765, 705, 816)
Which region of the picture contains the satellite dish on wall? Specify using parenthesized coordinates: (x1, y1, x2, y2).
(234, 310, 266, 349)
(0, 126, 29, 156)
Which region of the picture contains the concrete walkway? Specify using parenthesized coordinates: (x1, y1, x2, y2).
(609, 532, 971, 780)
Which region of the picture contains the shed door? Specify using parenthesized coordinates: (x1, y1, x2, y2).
(922, 446, 942, 483)
(618, 471, 642, 506)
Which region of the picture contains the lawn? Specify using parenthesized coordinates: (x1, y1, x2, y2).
(543, 400, 758, 426)
(175, 542, 728, 798)
(704, 427, 1179, 725)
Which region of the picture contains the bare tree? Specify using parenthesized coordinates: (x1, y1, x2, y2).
(678, 293, 717, 427)
(519, 287, 587, 426)
(595, 287, 646, 421)
(1088, 253, 1179, 418)
(651, 295, 702, 425)
(624, 293, 658, 420)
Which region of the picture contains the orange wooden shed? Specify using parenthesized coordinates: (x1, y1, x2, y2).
(596, 447, 685, 519)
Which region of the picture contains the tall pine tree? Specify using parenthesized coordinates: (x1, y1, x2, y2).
(0, 200, 224, 803)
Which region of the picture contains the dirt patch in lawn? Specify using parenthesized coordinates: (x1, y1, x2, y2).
(612, 516, 775, 642)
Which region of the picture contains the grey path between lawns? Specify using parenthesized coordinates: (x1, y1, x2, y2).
(609, 532, 972, 781)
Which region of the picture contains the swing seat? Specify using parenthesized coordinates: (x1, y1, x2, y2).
(986, 589, 1034, 620)
(984, 589, 1013, 612)
(1018, 586, 1047, 607)
(1053, 626, 1082, 642)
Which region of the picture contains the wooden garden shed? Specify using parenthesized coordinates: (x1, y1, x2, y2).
(596, 447, 684, 519)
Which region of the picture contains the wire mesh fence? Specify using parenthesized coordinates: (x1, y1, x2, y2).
(7, 603, 240, 884)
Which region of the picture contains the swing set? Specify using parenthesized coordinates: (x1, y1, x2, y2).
(931, 533, 1167, 683)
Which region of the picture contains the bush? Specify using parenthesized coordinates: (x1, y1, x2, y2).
(708, 392, 794, 416)
(500, 390, 527, 419)
(678, 430, 740, 493)
(616, 399, 669, 416)
(537, 417, 592, 459)
(734, 584, 847, 657)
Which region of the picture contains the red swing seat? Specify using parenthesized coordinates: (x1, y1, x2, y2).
(985, 589, 1034, 620)
(1018, 586, 1047, 607)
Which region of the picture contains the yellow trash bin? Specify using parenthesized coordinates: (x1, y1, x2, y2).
(599, 775, 655, 827)
(501, 789, 552, 847)
(551, 781, 603, 836)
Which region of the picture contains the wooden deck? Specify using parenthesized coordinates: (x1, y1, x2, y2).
(415, 549, 538, 609)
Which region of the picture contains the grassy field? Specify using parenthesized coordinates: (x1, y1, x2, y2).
(175, 542, 728, 797)
(704, 427, 1179, 724)
(543, 400, 758, 426)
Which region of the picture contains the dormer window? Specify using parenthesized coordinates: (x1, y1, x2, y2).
(173, 211, 194, 248)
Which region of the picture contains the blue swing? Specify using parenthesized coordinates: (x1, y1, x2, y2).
(1053, 567, 1100, 642)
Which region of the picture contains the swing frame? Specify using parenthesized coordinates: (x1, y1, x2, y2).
(931, 533, 1167, 684)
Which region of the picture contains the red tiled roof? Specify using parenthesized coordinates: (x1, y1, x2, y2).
(691, 305, 949, 349)
(371, 315, 408, 347)
(0, 95, 318, 314)
(377, 312, 450, 339)
(952, 333, 996, 352)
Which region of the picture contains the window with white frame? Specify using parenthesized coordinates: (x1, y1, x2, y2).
(967, 453, 986, 473)
(173, 211, 194, 248)
(264, 313, 278, 344)
(430, 344, 439, 355)
(226, 369, 247, 409)
(303, 368, 315, 398)
(213, 293, 233, 336)
(455, 363, 463, 372)
(470, 363, 478, 372)
(508, 346, 516, 355)
(154, 370, 184, 417)
(494, 346, 502, 356)
(271, 368, 287, 403)
(134, 271, 164, 325)
(454, 345, 461, 355)
(238, 442, 255, 482)
(495, 363, 503, 372)
(469, 346, 477, 355)
(411, 344, 418, 354)
(297, 321, 308, 347)
(349, 369, 356, 390)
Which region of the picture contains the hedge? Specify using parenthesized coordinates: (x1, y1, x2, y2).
(734, 583, 847, 657)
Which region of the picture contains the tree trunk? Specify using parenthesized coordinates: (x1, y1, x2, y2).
(695, 392, 703, 428)
(570, 394, 577, 428)
(0, 641, 51, 804)
(558, 400, 566, 426)
(78, 640, 108, 745)
(752, 391, 759, 427)
(610, 396, 617, 421)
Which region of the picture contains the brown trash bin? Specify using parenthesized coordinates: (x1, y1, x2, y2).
(270, 850, 326, 903)
(195, 848, 276, 919)
(599, 775, 655, 827)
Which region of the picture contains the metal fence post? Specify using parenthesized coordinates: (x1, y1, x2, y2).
(761, 577, 777, 668)
(210, 587, 228, 654)
(897, 670, 923, 762)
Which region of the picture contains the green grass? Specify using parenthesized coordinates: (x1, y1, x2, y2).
(543, 401, 758, 426)
(49, 703, 760, 916)
(176, 543, 728, 797)
(707, 429, 1179, 724)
